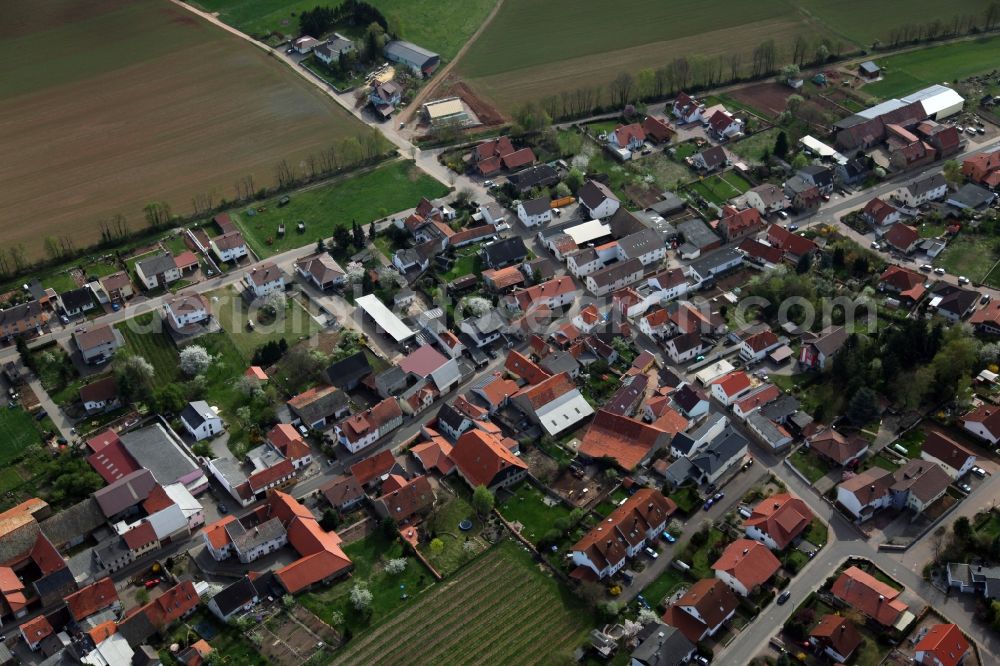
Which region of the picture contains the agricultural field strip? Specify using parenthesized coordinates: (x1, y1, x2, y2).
(335, 561, 525, 663)
(331, 555, 523, 663)
(466, 603, 582, 665)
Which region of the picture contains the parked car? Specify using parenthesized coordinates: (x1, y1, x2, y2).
(982, 294, 992, 305)
(661, 532, 676, 543)
(788, 223, 798, 232)
(645, 547, 658, 559)
(777, 210, 789, 220)
(934, 267, 946, 275)
(712, 492, 724, 502)
(777, 590, 791, 605)
(958, 276, 970, 285)
(35, 409, 47, 421)
(702, 498, 715, 511)
(960, 483, 973, 493)
(742, 458, 754, 471)
(973, 466, 987, 478)
(144, 578, 160, 589)
(920, 264, 932, 272)
(217, 504, 229, 514)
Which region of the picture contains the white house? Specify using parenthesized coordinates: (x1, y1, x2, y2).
(459, 313, 504, 348)
(180, 401, 224, 441)
(135, 253, 181, 290)
(335, 397, 403, 453)
(164, 293, 210, 330)
(961, 404, 1000, 445)
(295, 254, 345, 290)
(711, 372, 753, 406)
(242, 263, 284, 298)
(744, 183, 788, 215)
(585, 258, 644, 296)
(517, 197, 553, 227)
(608, 123, 646, 152)
(647, 268, 689, 301)
(895, 173, 948, 207)
(210, 231, 249, 263)
(920, 432, 976, 480)
(738, 330, 781, 363)
(712, 539, 780, 597)
(672, 92, 705, 124)
(617, 228, 666, 267)
(665, 332, 705, 364)
(836, 468, 894, 522)
(569, 489, 672, 579)
(566, 249, 605, 278)
(578, 180, 620, 219)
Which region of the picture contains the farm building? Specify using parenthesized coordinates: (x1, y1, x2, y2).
(385, 40, 440, 77)
(422, 97, 471, 127)
(858, 61, 881, 80)
(900, 84, 964, 120)
(355, 294, 416, 345)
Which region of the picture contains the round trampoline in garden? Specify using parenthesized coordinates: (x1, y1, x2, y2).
(458, 519, 473, 531)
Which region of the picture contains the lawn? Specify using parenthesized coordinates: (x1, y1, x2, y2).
(677, 527, 728, 579)
(0, 408, 43, 466)
(300, 528, 436, 635)
(171, 610, 266, 666)
(802, 518, 828, 546)
(729, 128, 781, 162)
(30, 343, 80, 400)
(439, 246, 483, 282)
(208, 286, 321, 359)
(421, 491, 489, 577)
(189, 0, 497, 58)
(40, 272, 78, 294)
(865, 34, 1000, 99)
(937, 234, 1000, 286)
(116, 313, 180, 383)
(688, 171, 751, 205)
(1, 0, 376, 261)
(669, 485, 702, 515)
(867, 452, 901, 472)
(974, 510, 1000, 540)
(329, 539, 591, 665)
(233, 160, 449, 257)
(161, 234, 189, 256)
(642, 566, 688, 609)
(894, 428, 927, 458)
(497, 481, 572, 544)
(789, 449, 832, 484)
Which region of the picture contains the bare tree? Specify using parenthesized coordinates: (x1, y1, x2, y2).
(275, 160, 294, 188)
(729, 52, 743, 82)
(111, 213, 129, 240)
(9, 244, 27, 272)
(0, 249, 10, 277)
(653, 67, 669, 98)
(44, 237, 61, 260)
(143, 202, 171, 229)
(987, 2, 1000, 30)
(792, 35, 809, 67)
(609, 73, 635, 107)
(669, 57, 690, 91)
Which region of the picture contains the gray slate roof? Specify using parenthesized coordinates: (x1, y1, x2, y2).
(119, 424, 199, 485)
(180, 401, 215, 430)
(94, 469, 156, 517)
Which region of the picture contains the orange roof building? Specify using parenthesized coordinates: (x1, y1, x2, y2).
(743, 492, 814, 550)
(662, 578, 738, 643)
(65, 577, 120, 622)
(570, 488, 675, 579)
(712, 539, 780, 596)
(914, 623, 969, 666)
(20, 614, 54, 650)
(809, 614, 863, 662)
(830, 566, 909, 628)
(578, 410, 675, 471)
(450, 430, 528, 492)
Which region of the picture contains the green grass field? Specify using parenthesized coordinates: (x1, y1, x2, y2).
(789, 449, 832, 484)
(233, 160, 449, 257)
(497, 482, 572, 545)
(0, 409, 43, 466)
(937, 234, 1000, 286)
(421, 491, 489, 577)
(329, 540, 590, 665)
(865, 35, 1000, 99)
(689, 172, 751, 205)
(208, 286, 321, 358)
(190, 0, 496, 58)
(730, 128, 781, 162)
(116, 313, 180, 383)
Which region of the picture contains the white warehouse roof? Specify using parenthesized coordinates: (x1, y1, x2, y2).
(355, 294, 415, 343)
(564, 220, 611, 246)
(900, 84, 965, 119)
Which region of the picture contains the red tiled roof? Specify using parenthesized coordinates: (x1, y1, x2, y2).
(450, 430, 527, 488)
(508, 276, 577, 311)
(245, 366, 268, 381)
(375, 475, 434, 521)
(475, 136, 515, 161)
(744, 492, 813, 549)
(743, 330, 778, 353)
(65, 577, 119, 622)
(20, 615, 53, 644)
(733, 384, 781, 414)
(613, 123, 646, 147)
(642, 115, 674, 142)
(579, 410, 673, 471)
(248, 458, 294, 492)
(913, 623, 969, 666)
(87, 438, 139, 484)
(663, 578, 737, 643)
(712, 539, 780, 590)
(477, 156, 502, 176)
(880, 265, 927, 301)
(88, 621, 117, 645)
(810, 614, 862, 659)
(483, 266, 525, 290)
(268, 424, 311, 462)
(738, 238, 784, 265)
(174, 250, 199, 270)
(449, 224, 496, 246)
(970, 299, 1000, 329)
(350, 450, 396, 487)
(719, 206, 763, 237)
(80, 375, 118, 405)
(321, 474, 364, 508)
(400, 344, 449, 376)
(203, 515, 237, 549)
(713, 371, 752, 398)
(963, 403, 1000, 439)
(830, 566, 907, 626)
(142, 485, 175, 514)
(123, 521, 158, 550)
(809, 428, 867, 465)
(86, 429, 121, 454)
(410, 435, 455, 475)
(884, 223, 919, 252)
(145, 580, 199, 628)
(572, 489, 675, 570)
(512, 372, 577, 410)
(864, 197, 897, 224)
(504, 350, 551, 384)
(477, 374, 519, 408)
(501, 147, 536, 170)
(767, 224, 817, 258)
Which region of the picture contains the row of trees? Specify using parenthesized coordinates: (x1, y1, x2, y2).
(299, 1, 389, 39)
(880, 5, 1000, 49)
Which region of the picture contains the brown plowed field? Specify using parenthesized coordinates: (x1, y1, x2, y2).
(0, 0, 372, 259)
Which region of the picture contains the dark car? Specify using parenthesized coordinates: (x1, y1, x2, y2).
(35, 409, 48, 421)
(777, 590, 791, 605)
